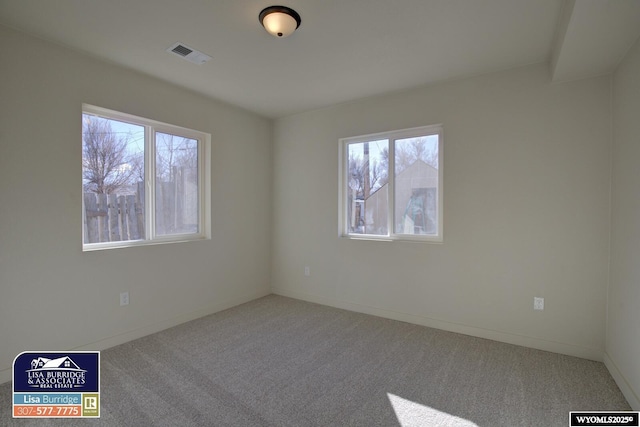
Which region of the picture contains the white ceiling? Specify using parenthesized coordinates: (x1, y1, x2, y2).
(551, 0, 640, 82)
(0, 0, 638, 118)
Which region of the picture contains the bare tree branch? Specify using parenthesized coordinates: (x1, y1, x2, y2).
(82, 115, 138, 194)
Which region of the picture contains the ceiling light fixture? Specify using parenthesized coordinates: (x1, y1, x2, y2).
(259, 5, 301, 38)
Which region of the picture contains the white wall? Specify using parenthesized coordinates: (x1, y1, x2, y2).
(272, 64, 612, 361)
(0, 25, 272, 383)
(606, 37, 640, 410)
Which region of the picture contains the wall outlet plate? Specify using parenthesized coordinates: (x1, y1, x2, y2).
(120, 292, 130, 306)
(534, 297, 544, 311)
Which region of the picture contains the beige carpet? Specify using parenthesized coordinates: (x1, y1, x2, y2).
(0, 295, 630, 426)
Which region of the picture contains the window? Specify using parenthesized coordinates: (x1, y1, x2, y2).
(339, 125, 443, 242)
(82, 104, 210, 250)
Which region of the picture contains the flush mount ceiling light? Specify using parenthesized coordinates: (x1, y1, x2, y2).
(259, 5, 301, 38)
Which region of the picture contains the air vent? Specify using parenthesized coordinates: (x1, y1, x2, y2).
(171, 44, 193, 57)
(166, 42, 211, 65)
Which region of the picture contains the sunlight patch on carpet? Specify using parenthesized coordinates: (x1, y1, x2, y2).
(388, 393, 479, 427)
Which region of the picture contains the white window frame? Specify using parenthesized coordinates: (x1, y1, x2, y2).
(82, 104, 211, 251)
(338, 124, 443, 243)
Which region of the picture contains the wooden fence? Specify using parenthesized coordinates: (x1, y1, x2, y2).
(83, 189, 144, 244)
(84, 168, 198, 244)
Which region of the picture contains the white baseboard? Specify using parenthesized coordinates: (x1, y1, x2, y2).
(0, 289, 269, 385)
(272, 287, 604, 362)
(604, 352, 640, 410)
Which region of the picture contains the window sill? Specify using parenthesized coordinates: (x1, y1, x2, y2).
(82, 235, 209, 252)
(341, 234, 443, 244)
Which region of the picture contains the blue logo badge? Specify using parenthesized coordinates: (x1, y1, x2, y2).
(13, 351, 100, 418)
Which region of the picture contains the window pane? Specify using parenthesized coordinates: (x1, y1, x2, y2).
(394, 135, 439, 235)
(346, 139, 389, 235)
(155, 132, 199, 235)
(82, 114, 145, 244)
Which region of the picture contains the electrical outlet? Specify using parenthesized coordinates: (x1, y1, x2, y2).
(304, 266, 310, 277)
(533, 297, 544, 311)
(120, 292, 129, 306)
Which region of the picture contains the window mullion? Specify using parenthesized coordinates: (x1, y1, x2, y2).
(387, 138, 396, 237)
(388, 138, 395, 238)
(146, 125, 155, 241)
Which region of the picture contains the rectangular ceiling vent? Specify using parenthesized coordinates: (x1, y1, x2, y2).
(166, 42, 211, 65)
